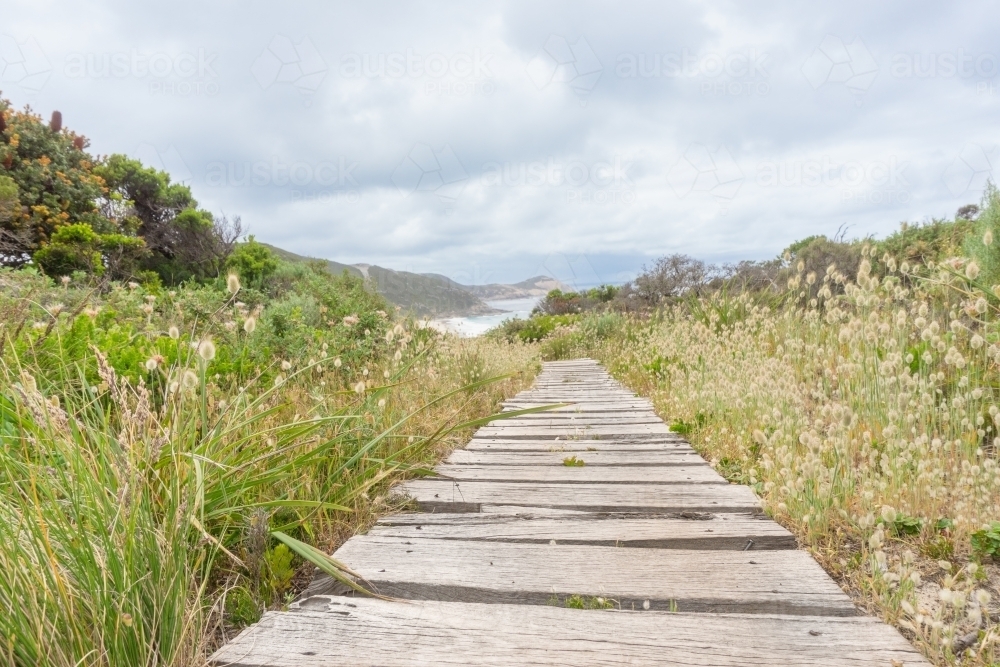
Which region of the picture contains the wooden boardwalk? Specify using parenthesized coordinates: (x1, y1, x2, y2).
(212, 359, 929, 666)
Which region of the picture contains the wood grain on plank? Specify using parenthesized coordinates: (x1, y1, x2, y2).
(328, 536, 856, 616)
(465, 439, 692, 452)
(210, 598, 929, 667)
(475, 425, 673, 438)
(501, 412, 659, 419)
(371, 512, 796, 549)
(491, 416, 665, 426)
(445, 449, 707, 465)
(398, 479, 760, 513)
(502, 402, 653, 410)
(429, 464, 726, 484)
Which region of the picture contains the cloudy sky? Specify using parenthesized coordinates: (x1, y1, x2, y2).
(2, 1, 998, 287)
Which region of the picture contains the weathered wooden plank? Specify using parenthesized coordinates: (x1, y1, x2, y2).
(501, 410, 658, 418)
(465, 439, 694, 452)
(509, 389, 638, 394)
(472, 428, 680, 444)
(515, 391, 633, 397)
(475, 424, 673, 438)
(492, 416, 665, 426)
(326, 536, 856, 616)
(398, 479, 759, 513)
(529, 385, 619, 388)
(445, 449, 706, 465)
(514, 392, 639, 399)
(430, 464, 726, 484)
(371, 512, 797, 549)
(531, 380, 618, 384)
(504, 404, 653, 411)
(210, 599, 929, 667)
(531, 384, 622, 388)
(502, 407, 657, 414)
(503, 396, 653, 410)
(471, 435, 680, 444)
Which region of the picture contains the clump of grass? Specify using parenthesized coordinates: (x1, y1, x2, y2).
(548, 594, 616, 610)
(562, 455, 585, 467)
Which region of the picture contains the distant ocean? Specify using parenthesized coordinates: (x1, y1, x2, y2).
(430, 297, 540, 337)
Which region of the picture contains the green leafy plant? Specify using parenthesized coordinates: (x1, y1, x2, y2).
(934, 517, 955, 532)
(670, 419, 692, 435)
(226, 587, 263, 626)
(562, 455, 585, 467)
(264, 543, 296, 596)
(670, 413, 706, 436)
(970, 521, 1000, 561)
(882, 513, 923, 536)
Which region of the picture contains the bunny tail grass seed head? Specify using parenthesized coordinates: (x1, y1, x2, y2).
(966, 261, 980, 281)
(181, 370, 198, 389)
(198, 339, 216, 362)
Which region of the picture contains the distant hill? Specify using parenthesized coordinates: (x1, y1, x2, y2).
(359, 264, 498, 317)
(463, 275, 570, 300)
(266, 245, 363, 279)
(263, 245, 567, 317)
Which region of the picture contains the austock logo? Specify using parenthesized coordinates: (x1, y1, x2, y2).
(756, 155, 910, 205)
(392, 143, 468, 208)
(252, 35, 327, 94)
(667, 144, 744, 211)
(943, 144, 997, 197)
(64, 48, 220, 96)
(204, 155, 361, 203)
(526, 34, 603, 101)
(480, 156, 635, 205)
(135, 144, 193, 184)
(802, 35, 878, 104)
(0, 35, 51, 92)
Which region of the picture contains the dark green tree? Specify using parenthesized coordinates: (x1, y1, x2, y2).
(94, 156, 240, 283)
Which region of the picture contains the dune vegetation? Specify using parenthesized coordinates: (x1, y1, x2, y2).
(0, 261, 540, 665)
(516, 189, 1000, 666)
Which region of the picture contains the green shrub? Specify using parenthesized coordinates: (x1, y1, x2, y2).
(965, 181, 1000, 286)
(540, 331, 581, 360)
(227, 237, 278, 289)
(516, 314, 577, 342)
(33, 223, 106, 276)
(878, 217, 973, 267)
(971, 521, 1000, 561)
